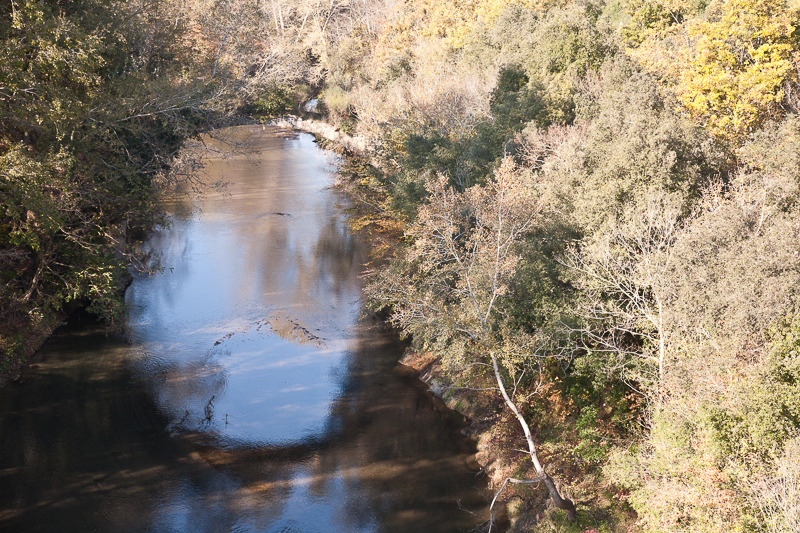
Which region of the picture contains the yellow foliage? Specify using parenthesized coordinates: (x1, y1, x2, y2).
(372, 0, 565, 63)
(629, 0, 800, 147)
(676, 0, 799, 145)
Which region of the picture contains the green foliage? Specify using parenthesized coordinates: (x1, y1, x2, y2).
(706, 381, 800, 465)
(486, 69, 550, 136)
(0, 147, 68, 251)
(386, 64, 549, 204)
(573, 405, 611, 464)
(377, 49, 415, 86)
(322, 85, 351, 115)
(467, 2, 616, 125)
(736, 115, 800, 212)
(502, 222, 577, 335)
(0, 0, 232, 366)
(248, 85, 296, 117)
(706, 312, 800, 464)
(495, 66, 530, 94)
(602, 310, 800, 531)
(769, 311, 800, 377)
(550, 56, 721, 234)
(622, 0, 706, 46)
(366, 157, 550, 389)
(662, 118, 800, 365)
(521, 2, 610, 78)
(605, 410, 742, 532)
(526, 2, 615, 124)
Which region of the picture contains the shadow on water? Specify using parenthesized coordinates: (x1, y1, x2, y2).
(0, 127, 490, 533)
(0, 317, 488, 533)
(0, 313, 242, 532)
(183, 320, 488, 533)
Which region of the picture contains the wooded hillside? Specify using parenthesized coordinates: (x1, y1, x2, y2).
(288, 0, 800, 529)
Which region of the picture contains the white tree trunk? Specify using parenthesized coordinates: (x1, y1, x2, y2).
(490, 353, 576, 521)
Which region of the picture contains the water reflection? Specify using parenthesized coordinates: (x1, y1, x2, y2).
(127, 129, 364, 445)
(0, 126, 488, 532)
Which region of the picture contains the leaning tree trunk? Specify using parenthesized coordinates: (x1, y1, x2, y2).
(490, 353, 576, 521)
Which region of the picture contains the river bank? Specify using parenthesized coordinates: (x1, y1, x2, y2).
(0, 318, 59, 387)
(398, 349, 556, 532)
(272, 115, 549, 531)
(270, 116, 368, 154)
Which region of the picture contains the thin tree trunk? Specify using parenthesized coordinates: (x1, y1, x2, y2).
(488, 476, 544, 532)
(294, 5, 311, 44)
(22, 259, 45, 303)
(654, 295, 664, 383)
(271, 1, 280, 33)
(490, 352, 576, 521)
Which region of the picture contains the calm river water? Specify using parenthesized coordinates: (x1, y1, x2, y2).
(0, 126, 489, 532)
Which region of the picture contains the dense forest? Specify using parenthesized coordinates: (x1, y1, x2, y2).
(2, 0, 800, 531)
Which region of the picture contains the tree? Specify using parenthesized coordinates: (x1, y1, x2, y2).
(678, 0, 798, 146)
(601, 120, 800, 529)
(560, 189, 684, 389)
(627, 0, 800, 147)
(0, 0, 248, 365)
(365, 157, 576, 523)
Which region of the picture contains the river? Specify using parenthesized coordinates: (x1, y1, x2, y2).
(0, 126, 489, 532)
